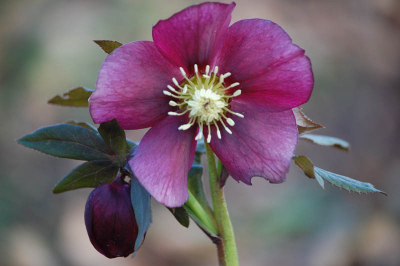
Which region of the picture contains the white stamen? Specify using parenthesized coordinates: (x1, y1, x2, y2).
(226, 118, 235, 126)
(180, 67, 186, 77)
(168, 111, 178, 115)
(167, 85, 178, 93)
(228, 82, 240, 89)
(194, 64, 199, 74)
(169, 100, 178, 106)
(233, 90, 241, 97)
(205, 65, 210, 75)
(214, 66, 219, 75)
(214, 121, 221, 139)
(182, 85, 188, 94)
(178, 124, 191, 130)
(207, 124, 211, 143)
(163, 90, 172, 96)
(223, 72, 231, 78)
(172, 78, 180, 87)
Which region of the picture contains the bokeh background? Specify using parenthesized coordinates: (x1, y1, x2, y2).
(1, 0, 400, 265)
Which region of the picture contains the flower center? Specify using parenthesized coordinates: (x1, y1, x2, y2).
(163, 64, 244, 143)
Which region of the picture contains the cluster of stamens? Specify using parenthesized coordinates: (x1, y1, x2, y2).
(163, 64, 244, 143)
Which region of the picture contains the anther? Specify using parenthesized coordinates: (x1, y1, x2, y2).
(226, 118, 235, 126)
(168, 111, 178, 115)
(232, 90, 241, 97)
(223, 72, 231, 78)
(205, 65, 210, 75)
(172, 78, 180, 87)
(179, 67, 186, 77)
(167, 85, 178, 93)
(169, 100, 178, 106)
(207, 124, 211, 143)
(163, 90, 172, 96)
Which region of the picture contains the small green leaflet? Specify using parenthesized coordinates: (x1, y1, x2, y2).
(98, 119, 127, 166)
(94, 40, 123, 54)
(48, 87, 93, 107)
(53, 160, 119, 193)
(168, 207, 190, 228)
(300, 134, 350, 151)
(293, 155, 386, 195)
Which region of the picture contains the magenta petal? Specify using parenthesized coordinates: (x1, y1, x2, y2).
(216, 19, 314, 111)
(207, 100, 298, 184)
(130, 116, 197, 208)
(152, 2, 235, 72)
(89, 41, 181, 130)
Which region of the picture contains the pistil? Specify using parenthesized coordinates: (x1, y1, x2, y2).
(164, 64, 244, 143)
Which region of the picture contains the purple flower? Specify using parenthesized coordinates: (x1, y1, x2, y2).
(85, 177, 139, 258)
(89, 2, 314, 207)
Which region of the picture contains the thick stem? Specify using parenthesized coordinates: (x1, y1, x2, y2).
(205, 142, 239, 266)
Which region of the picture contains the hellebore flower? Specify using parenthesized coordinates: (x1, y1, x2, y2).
(89, 2, 314, 207)
(85, 177, 139, 258)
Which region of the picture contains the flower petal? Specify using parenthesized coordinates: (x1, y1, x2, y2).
(89, 41, 180, 130)
(216, 19, 314, 111)
(206, 100, 298, 184)
(152, 2, 235, 72)
(130, 115, 197, 207)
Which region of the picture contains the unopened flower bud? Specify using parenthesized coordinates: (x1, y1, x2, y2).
(85, 177, 139, 258)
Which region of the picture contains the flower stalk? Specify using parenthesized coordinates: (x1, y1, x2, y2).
(205, 142, 239, 266)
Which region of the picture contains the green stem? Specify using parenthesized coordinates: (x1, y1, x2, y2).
(184, 191, 218, 236)
(205, 142, 239, 266)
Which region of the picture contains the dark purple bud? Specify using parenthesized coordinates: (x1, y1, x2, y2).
(85, 177, 139, 258)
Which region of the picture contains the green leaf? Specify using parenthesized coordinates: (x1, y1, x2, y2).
(300, 134, 350, 151)
(48, 87, 93, 107)
(98, 119, 126, 166)
(293, 156, 386, 195)
(18, 124, 113, 161)
(293, 107, 324, 135)
(53, 160, 119, 193)
(65, 120, 97, 132)
(94, 40, 123, 54)
(168, 207, 189, 228)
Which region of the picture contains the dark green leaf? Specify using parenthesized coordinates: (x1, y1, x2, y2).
(131, 177, 152, 257)
(98, 119, 126, 165)
(293, 156, 386, 195)
(48, 87, 93, 107)
(53, 160, 119, 193)
(18, 124, 113, 161)
(94, 40, 123, 54)
(65, 120, 97, 132)
(300, 134, 350, 151)
(168, 207, 189, 228)
(293, 107, 324, 135)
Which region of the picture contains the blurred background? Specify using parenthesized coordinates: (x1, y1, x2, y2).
(1, 0, 400, 265)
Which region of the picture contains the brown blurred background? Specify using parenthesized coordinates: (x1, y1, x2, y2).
(1, 0, 400, 265)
